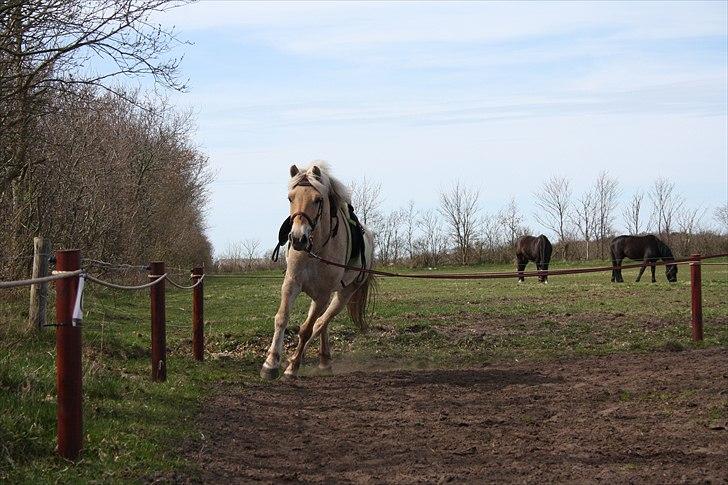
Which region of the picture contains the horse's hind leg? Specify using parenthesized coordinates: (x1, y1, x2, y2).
(261, 279, 301, 379)
(318, 328, 333, 375)
(284, 297, 327, 378)
(612, 259, 624, 282)
(636, 264, 646, 282)
(650, 262, 656, 283)
(540, 263, 549, 284)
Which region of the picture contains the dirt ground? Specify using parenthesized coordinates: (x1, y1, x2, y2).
(185, 348, 728, 484)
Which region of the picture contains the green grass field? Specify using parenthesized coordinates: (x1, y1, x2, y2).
(1, 260, 726, 481)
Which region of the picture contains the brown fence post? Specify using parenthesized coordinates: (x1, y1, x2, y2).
(192, 267, 204, 361)
(149, 261, 167, 381)
(55, 249, 82, 460)
(690, 254, 703, 342)
(29, 237, 51, 330)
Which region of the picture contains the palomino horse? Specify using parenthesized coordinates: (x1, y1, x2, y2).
(610, 235, 678, 283)
(261, 162, 375, 379)
(515, 235, 553, 283)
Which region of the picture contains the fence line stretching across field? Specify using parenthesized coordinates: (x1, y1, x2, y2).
(304, 252, 728, 280)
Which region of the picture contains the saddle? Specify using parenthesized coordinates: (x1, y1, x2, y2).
(271, 203, 367, 274)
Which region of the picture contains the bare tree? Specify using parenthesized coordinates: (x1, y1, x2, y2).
(571, 190, 598, 260)
(715, 203, 728, 235)
(623, 191, 649, 235)
(649, 177, 683, 240)
(439, 181, 481, 265)
(241, 238, 261, 269)
(497, 197, 526, 246)
(350, 175, 383, 229)
(676, 206, 705, 255)
(403, 200, 417, 261)
(594, 171, 620, 258)
(377, 209, 405, 264)
(534, 175, 572, 259)
(414, 209, 447, 267)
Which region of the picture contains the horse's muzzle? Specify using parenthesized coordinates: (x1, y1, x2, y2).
(289, 233, 311, 252)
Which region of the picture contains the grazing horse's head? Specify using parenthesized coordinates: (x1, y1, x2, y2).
(287, 164, 326, 251)
(666, 263, 678, 283)
(657, 238, 678, 283)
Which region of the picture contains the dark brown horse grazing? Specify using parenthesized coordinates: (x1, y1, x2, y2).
(516, 235, 553, 283)
(610, 235, 678, 283)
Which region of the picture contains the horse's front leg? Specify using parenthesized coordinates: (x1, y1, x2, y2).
(517, 258, 527, 283)
(261, 279, 301, 380)
(636, 264, 646, 282)
(284, 297, 327, 378)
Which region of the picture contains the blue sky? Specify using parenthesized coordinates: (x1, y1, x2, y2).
(153, 1, 727, 256)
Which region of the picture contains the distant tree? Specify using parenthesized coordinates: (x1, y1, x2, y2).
(414, 209, 447, 267)
(439, 181, 481, 264)
(497, 197, 526, 246)
(676, 206, 705, 255)
(534, 175, 572, 259)
(649, 177, 683, 240)
(350, 175, 383, 229)
(242, 238, 261, 269)
(571, 190, 598, 260)
(715, 203, 728, 235)
(377, 209, 405, 264)
(403, 200, 417, 261)
(594, 171, 620, 258)
(623, 191, 649, 235)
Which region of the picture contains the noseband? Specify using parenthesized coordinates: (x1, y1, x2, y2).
(286, 178, 338, 252)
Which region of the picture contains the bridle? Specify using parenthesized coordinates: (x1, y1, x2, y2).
(288, 179, 339, 253)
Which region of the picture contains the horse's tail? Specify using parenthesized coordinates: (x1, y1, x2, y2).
(347, 274, 377, 332)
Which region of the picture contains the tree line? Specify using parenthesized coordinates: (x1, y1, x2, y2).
(220, 171, 727, 271)
(1, 0, 212, 279)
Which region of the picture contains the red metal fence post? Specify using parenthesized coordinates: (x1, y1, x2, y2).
(55, 249, 82, 460)
(192, 266, 204, 361)
(149, 261, 167, 381)
(690, 254, 703, 342)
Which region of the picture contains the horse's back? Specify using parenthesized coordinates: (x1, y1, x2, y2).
(611, 234, 660, 260)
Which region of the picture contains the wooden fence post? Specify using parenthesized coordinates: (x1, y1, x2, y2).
(55, 249, 82, 460)
(29, 237, 51, 330)
(192, 266, 204, 361)
(690, 254, 703, 342)
(149, 262, 167, 382)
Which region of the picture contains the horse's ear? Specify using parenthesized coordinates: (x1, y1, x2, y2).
(290, 164, 299, 177)
(311, 165, 322, 179)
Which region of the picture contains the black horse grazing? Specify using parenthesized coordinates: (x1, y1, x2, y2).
(610, 235, 678, 283)
(515, 235, 553, 283)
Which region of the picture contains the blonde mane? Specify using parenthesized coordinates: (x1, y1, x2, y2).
(288, 160, 351, 212)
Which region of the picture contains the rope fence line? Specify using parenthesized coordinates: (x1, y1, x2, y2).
(84, 273, 168, 291)
(0, 269, 84, 289)
(164, 273, 205, 290)
(304, 252, 728, 280)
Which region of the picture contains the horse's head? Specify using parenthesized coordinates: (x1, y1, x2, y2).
(666, 263, 678, 283)
(287, 164, 326, 251)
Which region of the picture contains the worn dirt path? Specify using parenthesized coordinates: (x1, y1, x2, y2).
(185, 348, 727, 483)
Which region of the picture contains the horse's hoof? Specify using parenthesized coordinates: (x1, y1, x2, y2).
(282, 371, 298, 381)
(260, 366, 279, 380)
(315, 365, 333, 376)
